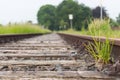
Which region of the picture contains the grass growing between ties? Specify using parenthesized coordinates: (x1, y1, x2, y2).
(84, 19, 114, 71)
(0, 24, 51, 34)
(85, 38, 112, 64)
(60, 19, 114, 71)
(84, 35, 113, 71)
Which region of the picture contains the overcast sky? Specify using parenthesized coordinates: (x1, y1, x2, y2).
(0, 0, 120, 25)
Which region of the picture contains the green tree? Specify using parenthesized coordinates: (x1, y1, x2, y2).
(56, 0, 92, 30)
(59, 19, 68, 30)
(110, 19, 119, 27)
(92, 6, 108, 19)
(0, 24, 2, 26)
(116, 13, 120, 25)
(37, 0, 92, 30)
(37, 5, 57, 30)
(76, 4, 92, 30)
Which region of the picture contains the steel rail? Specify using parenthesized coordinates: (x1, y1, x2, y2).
(0, 33, 49, 43)
(58, 33, 120, 61)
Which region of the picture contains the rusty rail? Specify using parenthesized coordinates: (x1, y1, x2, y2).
(0, 33, 45, 43)
(58, 33, 120, 61)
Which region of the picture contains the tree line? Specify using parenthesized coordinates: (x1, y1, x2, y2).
(37, 0, 119, 31)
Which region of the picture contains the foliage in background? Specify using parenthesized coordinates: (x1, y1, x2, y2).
(56, 0, 92, 30)
(37, 5, 57, 31)
(59, 28, 81, 34)
(0, 24, 51, 34)
(110, 19, 119, 27)
(37, 0, 92, 31)
(37, 0, 118, 31)
(116, 13, 120, 25)
(92, 6, 108, 19)
(60, 19, 120, 38)
(0, 24, 2, 26)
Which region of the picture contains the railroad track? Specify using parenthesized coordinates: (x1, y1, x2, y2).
(58, 33, 120, 61)
(0, 33, 118, 80)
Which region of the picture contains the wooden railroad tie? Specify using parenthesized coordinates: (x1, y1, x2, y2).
(0, 60, 78, 66)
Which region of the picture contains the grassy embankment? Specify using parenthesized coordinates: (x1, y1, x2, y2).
(61, 19, 120, 38)
(0, 24, 51, 34)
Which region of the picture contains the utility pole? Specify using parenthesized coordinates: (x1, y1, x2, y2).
(100, 0, 103, 21)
